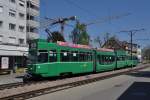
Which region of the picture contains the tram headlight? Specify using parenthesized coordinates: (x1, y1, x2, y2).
(37, 66, 41, 69)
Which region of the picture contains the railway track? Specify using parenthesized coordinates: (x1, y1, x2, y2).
(0, 82, 24, 90)
(0, 79, 58, 91)
(0, 64, 149, 100)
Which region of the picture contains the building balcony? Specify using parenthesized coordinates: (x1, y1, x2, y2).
(27, 8, 39, 16)
(27, 32, 39, 40)
(27, 20, 39, 28)
(27, 0, 39, 7)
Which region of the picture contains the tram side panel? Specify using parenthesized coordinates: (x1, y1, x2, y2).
(95, 51, 116, 72)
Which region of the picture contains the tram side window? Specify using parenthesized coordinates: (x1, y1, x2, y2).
(87, 52, 92, 61)
(103, 56, 110, 64)
(129, 56, 133, 60)
(49, 50, 57, 62)
(109, 56, 115, 62)
(122, 56, 125, 60)
(61, 50, 70, 62)
(79, 52, 88, 62)
(99, 55, 115, 64)
(133, 56, 138, 60)
(79, 52, 84, 62)
(129, 56, 132, 60)
(70, 51, 78, 61)
(117, 56, 122, 61)
(97, 55, 101, 64)
(127, 56, 131, 60)
(38, 50, 48, 63)
(126, 56, 129, 60)
(117, 56, 125, 61)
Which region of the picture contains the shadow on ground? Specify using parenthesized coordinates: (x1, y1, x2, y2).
(15, 76, 24, 78)
(117, 82, 150, 100)
(126, 71, 150, 78)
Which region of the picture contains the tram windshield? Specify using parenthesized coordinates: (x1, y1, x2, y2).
(37, 50, 48, 63)
(28, 50, 37, 64)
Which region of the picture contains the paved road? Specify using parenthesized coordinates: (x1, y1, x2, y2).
(29, 65, 150, 100)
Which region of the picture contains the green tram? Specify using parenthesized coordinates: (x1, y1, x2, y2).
(24, 39, 138, 80)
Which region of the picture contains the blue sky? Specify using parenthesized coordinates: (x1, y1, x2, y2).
(40, 0, 150, 48)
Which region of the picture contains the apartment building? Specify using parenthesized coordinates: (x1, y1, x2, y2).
(0, 0, 39, 71)
(27, 0, 39, 40)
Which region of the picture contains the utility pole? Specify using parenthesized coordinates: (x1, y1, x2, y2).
(120, 28, 145, 68)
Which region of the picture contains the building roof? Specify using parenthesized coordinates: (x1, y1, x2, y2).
(102, 37, 139, 51)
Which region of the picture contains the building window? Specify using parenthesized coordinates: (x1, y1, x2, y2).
(19, 38, 24, 44)
(19, 13, 25, 19)
(0, 21, 3, 28)
(19, 0, 25, 7)
(0, 6, 3, 13)
(0, 35, 3, 42)
(9, 23, 16, 30)
(19, 25, 24, 32)
(27, 2, 39, 11)
(27, 26, 38, 33)
(9, 9, 16, 17)
(9, 37, 16, 44)
(19, 3, 24, 7)
(19, 0, 25, 3)
(9, 0, 16, 3)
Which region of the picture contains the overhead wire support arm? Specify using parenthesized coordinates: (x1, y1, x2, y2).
(40, 16, 77, 42)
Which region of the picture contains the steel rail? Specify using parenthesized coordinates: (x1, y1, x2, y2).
(0, 82, 24, 91)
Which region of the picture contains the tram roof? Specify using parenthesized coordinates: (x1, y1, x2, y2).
(33, 39, 116, 52)
(57, 41, 92, 50)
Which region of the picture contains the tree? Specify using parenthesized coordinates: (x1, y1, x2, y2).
(46, 31, 65, 42)
(70, 22, 90, 45)
(69, 21, 80, 44)
(109, 35, 118, 41)
(142, 46, 150, 62)
(102, 34, 120, 50)
(103, 32, 111, 43)
(94, 36, 103, 47)
(103, 34, 117, 44)
(78, 30, 90, 45)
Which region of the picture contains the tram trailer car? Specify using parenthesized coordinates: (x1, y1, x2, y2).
(116, 50, 128, 69)
(24, 39, 138, 80)
(95, 48, 116, 72)
(132, 56, 139, 66)
(126, 55, 138, 67)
